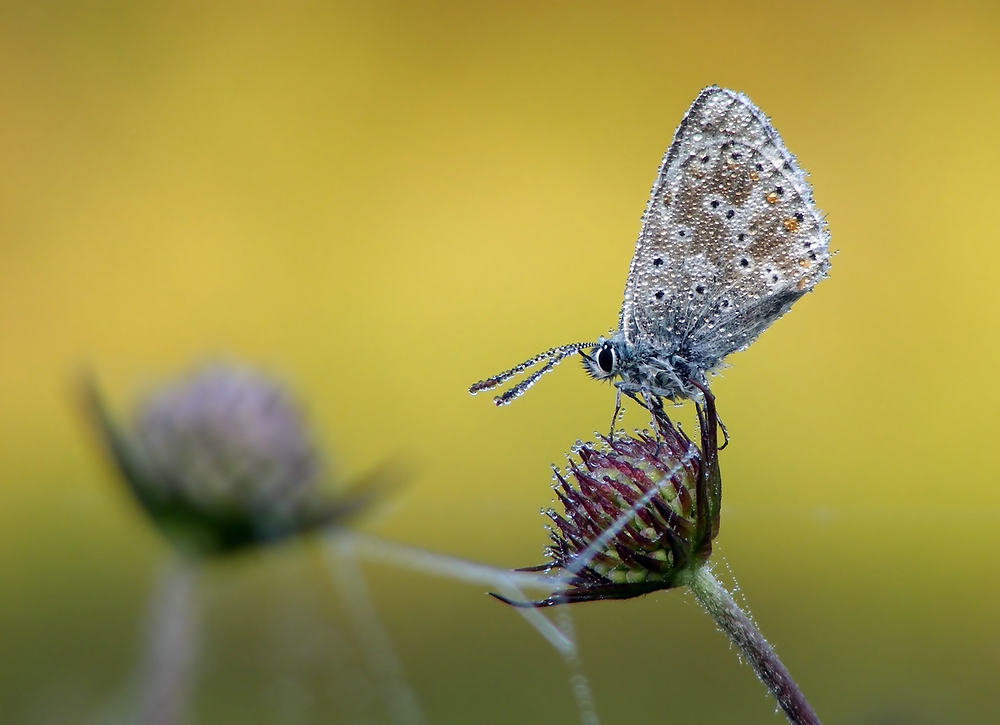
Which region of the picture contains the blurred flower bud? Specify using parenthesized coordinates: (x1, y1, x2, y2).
(498, 399, 722, 607)
(84, 364, 375, 556)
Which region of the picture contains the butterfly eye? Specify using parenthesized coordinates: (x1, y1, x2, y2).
(597, 344, 616, 374)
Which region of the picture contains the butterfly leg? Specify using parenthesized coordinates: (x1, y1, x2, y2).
(608, 388, 623, 439)
(613, 381, 654, 403)
(644, 392, 679, 448)
(613, 382, 674, 438)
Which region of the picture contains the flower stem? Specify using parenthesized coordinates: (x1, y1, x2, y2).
(324, 534, 427, 725)
(139, 555, 200, 725)
(687, 566, 820, 725)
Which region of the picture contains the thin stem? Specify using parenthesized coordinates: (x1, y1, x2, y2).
(687, 566, 820, 725)
(341, 530, 570, 592)
(335, 531, 575, 653)
(138, 555, 200, 725)
(331, 531, 598, 725)
(324, 534, 427, 725)
(553, 609, 600, 725)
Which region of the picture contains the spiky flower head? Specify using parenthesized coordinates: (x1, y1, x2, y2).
(85, 364, 374, 556)
(499, 396, 722, 607)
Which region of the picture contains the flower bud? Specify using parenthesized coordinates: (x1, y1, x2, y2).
(85, 364, 369, 555)
(500, 399, 722, 607)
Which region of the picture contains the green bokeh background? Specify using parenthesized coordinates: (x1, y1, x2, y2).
(3, 2, 1000, 723)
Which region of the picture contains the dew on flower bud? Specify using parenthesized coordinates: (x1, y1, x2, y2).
(503, 403, 722, 606)
(626, 568, 648, 584)
(608, 568, 628, 583)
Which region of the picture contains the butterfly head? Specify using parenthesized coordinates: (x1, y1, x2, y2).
(582, 336, 628, 382)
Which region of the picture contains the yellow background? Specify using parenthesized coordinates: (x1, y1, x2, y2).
(3, 1, 999, 723)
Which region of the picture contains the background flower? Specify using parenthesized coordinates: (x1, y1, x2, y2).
(86, 364, 374, 555)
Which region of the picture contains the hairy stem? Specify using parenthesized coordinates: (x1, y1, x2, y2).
(687, 566, 820, 725)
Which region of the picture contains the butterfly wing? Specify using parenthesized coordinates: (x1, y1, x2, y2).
(619, 87, 830, 370)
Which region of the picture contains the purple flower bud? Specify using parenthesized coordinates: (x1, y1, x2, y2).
(131, 365, 321, 523)
(85, 364, 373, 555)
(498, 397, 722, 607)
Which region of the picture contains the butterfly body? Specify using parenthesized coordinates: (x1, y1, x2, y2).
(472, 86, 830, 409)
(582, 330, 717, 404)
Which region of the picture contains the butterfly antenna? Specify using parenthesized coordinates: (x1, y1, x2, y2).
(469, 342, 596, 403)
(492, 355, 561, 405)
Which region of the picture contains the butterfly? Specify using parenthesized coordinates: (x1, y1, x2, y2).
(470, 86, 830, 416)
